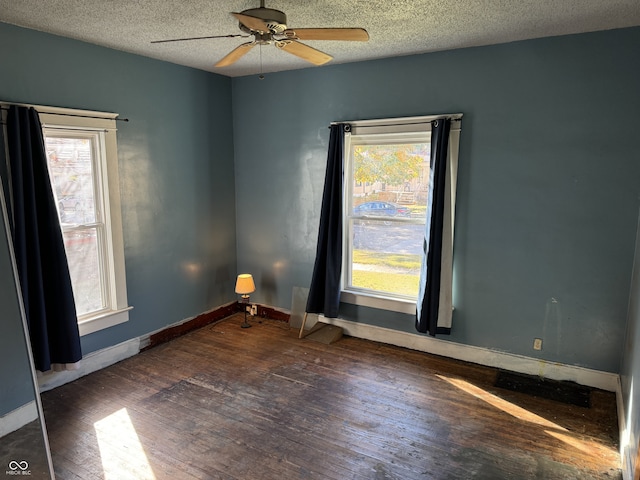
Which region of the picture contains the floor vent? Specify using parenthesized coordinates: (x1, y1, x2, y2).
(495, 370, 591, 408)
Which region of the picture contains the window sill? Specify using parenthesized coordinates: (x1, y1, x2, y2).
(78, 306, 133, 336)
(341, 290, 415, 315)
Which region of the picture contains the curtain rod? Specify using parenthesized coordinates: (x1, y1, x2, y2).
(330, 119, 461, 129)
(329, 115, 462, 128)
(0, 104, 129, 122)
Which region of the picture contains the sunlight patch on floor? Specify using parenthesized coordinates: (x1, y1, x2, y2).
(437, 374, 619, 460)
(544, 429, 619, 461)
(436, 374, 566, 430)
(94, 408, 156, 480)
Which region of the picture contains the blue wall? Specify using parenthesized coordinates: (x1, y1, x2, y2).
(0, 22, 238, 355)
(233, 27, 640, 373)
(1, 21, 639, 376)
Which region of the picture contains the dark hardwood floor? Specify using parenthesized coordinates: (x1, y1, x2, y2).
(41, 314, 621, 479)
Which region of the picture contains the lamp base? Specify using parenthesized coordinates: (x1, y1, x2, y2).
(239, 293, 252, 328)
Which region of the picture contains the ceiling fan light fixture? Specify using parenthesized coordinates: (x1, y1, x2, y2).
(254, 32, 272, 45)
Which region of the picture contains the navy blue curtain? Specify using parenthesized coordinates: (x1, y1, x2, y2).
(416, 118, 451, 336)
(306, 124, 347, 317)
(6, 106, 82, 371)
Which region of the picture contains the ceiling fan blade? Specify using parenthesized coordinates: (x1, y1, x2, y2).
(215, 42, 255, 67)
(275, 40, 332, 65)
(232, 12, 271, 33)
(151, 34, 248, 44)
(283, 28, 369, 42)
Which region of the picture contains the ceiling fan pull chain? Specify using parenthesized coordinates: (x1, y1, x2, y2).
(259, 43, 265, 80)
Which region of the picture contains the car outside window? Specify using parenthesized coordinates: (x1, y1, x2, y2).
(344, 132, 430, 303)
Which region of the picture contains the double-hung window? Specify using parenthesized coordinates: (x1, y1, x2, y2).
(39, 107, 130, 335)
(342, 116, 461, 315)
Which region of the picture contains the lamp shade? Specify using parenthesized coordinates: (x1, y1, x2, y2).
(235, 274, 256, 295)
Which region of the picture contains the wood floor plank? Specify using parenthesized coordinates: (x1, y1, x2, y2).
(41, 314, 621, 479)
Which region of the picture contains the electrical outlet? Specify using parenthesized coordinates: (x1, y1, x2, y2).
(533, 338, 543, 350)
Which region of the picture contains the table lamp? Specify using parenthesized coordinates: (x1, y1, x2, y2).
(235, 273, 255, 328)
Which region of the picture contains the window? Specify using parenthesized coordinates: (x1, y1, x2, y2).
(39, 107, 130, 335)
(342, 116, 461, 314)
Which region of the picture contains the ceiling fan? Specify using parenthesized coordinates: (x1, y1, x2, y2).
(151, 0, 369, 68)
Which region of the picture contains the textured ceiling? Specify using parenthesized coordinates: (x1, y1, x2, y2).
(1, 0, 640, 78)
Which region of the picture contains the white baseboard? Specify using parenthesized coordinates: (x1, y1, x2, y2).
(320, 315, 619, 392)
(32, 311, 620, 415)
(35, 312, 619, 392)
(36, 302, 237, 393)
(617, 375, 632, 480)
(0, 401, 38, 438)
(37, 337, 140, 393)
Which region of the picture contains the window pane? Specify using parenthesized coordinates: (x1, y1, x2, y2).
(45, 132, 106, 318)
(349, 142, 430, 298)
(351, 219, 424, 297)
(45, 136, 97, 225)
(63, 228, 105, 316)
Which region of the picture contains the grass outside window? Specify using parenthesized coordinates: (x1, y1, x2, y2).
(352, 250, 421, 297)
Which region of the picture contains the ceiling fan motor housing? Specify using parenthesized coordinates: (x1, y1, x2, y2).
(239, 7, 287, 34)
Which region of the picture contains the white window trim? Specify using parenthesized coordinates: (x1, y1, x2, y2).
(341, 290, 417, 314)
(340, 114, 462, 315)
(37, 106, 131, 336)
